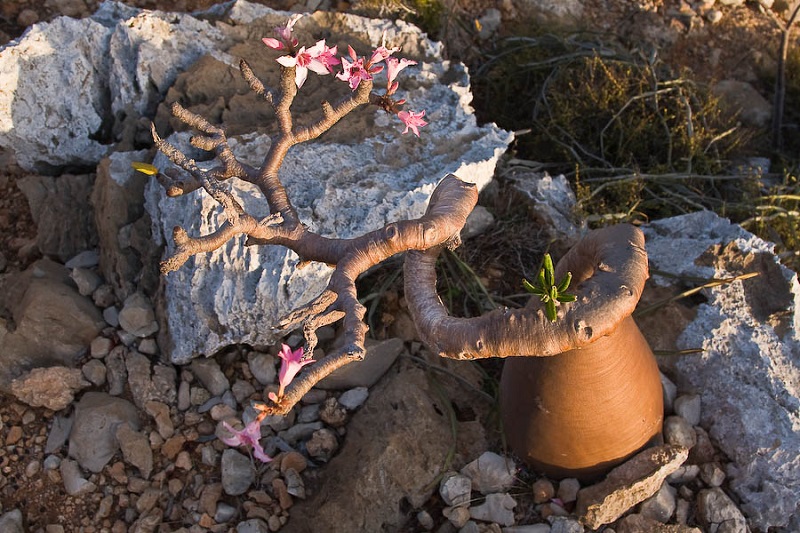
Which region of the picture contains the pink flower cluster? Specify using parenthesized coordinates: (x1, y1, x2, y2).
(219, 344, 314, 462)
(262, 16, 428, 136)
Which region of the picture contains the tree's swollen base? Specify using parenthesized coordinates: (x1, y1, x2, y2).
(500, 315, 664, 483)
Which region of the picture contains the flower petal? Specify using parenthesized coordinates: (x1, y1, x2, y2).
(276, 55, 297, 68)
(262, 37, 284, 50)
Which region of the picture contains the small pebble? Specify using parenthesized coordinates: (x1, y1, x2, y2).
(532, 478, 555, 504)
(674, 394, 701, 426)
(663, 415, 697, 449)
(215, 502, 237, 523)
(700, 462, 726, 487)
(90, 337, 114, 359)
(25, 460, 41, 478)
(92, 284, 116, 308)
(338, 387, 369, 410)
(556, 478, 580, 503)
(17, 9, 39, 27)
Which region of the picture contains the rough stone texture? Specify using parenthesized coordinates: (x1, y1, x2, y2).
(68, 392, 140, 473)
(461, 451, 517, 495)
(696, 488, 748, 532)
(712, 79, 772, 128)
(16, 174, 98, 261)
(469, 492, 516, 526)
(221, 449, 255, 496)
(190, 358, 230, 397)
(116, 422, 153, 479)
(0, 1, 233, 173)
(0, 510, 24, 533)
(317, 337, 405, 390)
(0, 16, 113, 172)
(616, 514, 701, 533)
(92, 150, 158, 300)
(118, 292, 159, 337)
(439, 472, 472, 507)
(125, 350, 177, 409)
(10, 366, 89, 411)
(0, 259, 105, 392)
(643, 210, 800, 530)
(286, 360, 457, 532)
(575, 444, 688, 529)
(105, 3, 228, 122)
(505, 170, 585, 254)
(142, 9, 512, 363)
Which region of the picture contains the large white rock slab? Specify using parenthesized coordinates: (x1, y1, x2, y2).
(0, 16, 114, 173)
(143, 10, 512, 363)
(643, 210, 800, 531)
(0, 1, 254, 172)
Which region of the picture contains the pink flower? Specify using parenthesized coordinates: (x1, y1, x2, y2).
(262, 14, 302, 50)
(368, 44, 399, 66)
(307, 40, 341, 73)
(276, 14, 302, 45)
(269, 344, 314, 401)
(277, 40, 340, 88)
(262, 37, 284, 50)
(397, 110, 428, 136)
(220, 419, 272, 463)
(336, 45, 372, 90)
(386, 57, 416, 84)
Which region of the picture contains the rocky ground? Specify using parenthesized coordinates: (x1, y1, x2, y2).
(0, 0, 794, 532)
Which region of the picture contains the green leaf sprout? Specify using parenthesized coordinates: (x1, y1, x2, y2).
(523, 253, 577, 322)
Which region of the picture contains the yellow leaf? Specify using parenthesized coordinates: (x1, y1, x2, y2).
(131, 161, 158, 175)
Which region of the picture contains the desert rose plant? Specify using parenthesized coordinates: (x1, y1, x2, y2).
(147, 15, 662, 478)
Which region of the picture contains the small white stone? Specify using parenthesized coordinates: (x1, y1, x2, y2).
(660, 372, 678, 414)
(118, 292, 158, 338)
(247, 352, 277, 386)
(440, 472, 472, 507)
(443, 505, 471, 529)
(663, 416, 697, 449)
(338, 387, 369, 410)
(706, 9, 723, 23)
(461, 451, 517, 494)
(674, 394, 701, 426)
(71, 268, 102, 296)
(102, 306, 120, 328)
(469, 492, 516, 526)
(138, 338, 159, 356)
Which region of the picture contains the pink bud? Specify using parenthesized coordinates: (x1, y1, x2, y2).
(262, 37, 284, 50)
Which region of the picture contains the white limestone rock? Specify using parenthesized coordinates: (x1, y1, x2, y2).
(0, 1, 262, 173)
(106, 6, 229, 120)
(144, 12, 512, 363)
(643, 210, 800, 531)
(0, 16, 113, 172)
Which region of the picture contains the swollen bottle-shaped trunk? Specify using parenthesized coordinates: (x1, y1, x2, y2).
(500, 315, 663, 481)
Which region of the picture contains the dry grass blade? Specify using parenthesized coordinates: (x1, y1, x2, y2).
(635, 271, 761, 318)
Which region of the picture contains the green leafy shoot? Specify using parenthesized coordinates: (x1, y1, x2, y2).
(522, 253, 577, 322)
